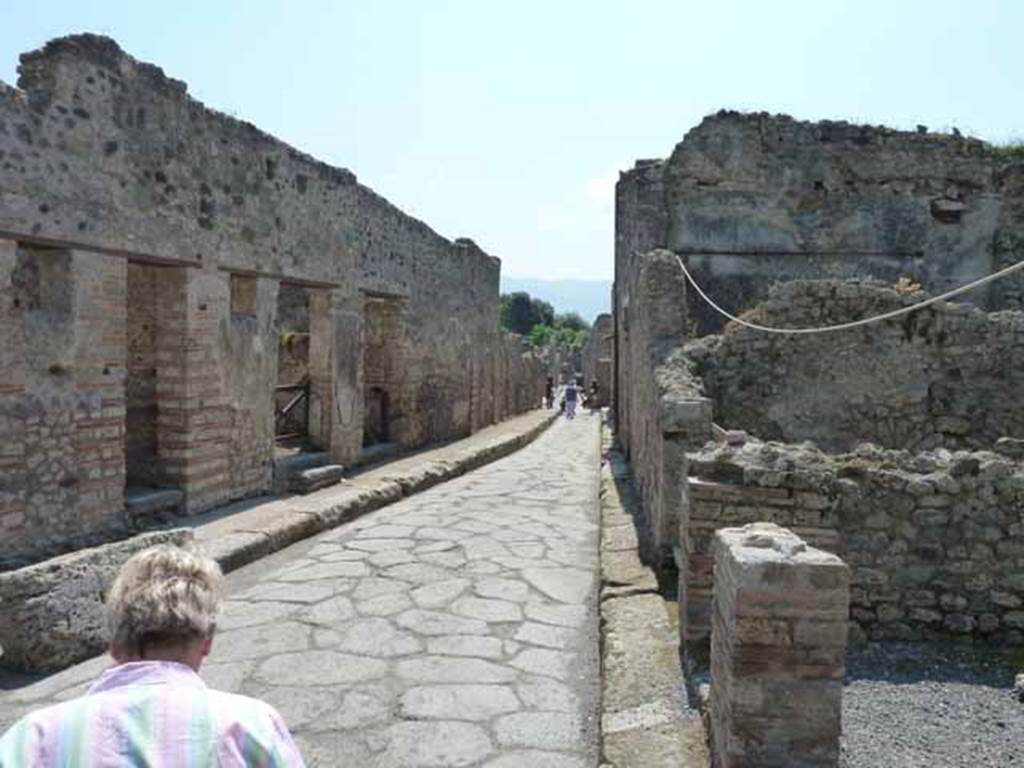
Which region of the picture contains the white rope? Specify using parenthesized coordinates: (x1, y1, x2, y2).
(673, 253, 1024, 335)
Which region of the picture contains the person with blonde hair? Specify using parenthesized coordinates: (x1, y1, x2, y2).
(0, 545, 305, 766)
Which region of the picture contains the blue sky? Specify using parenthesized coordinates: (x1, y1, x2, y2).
(2, 1, 1021, 280)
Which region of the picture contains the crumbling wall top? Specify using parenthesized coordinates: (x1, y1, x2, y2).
(689, 436, 1024, 494)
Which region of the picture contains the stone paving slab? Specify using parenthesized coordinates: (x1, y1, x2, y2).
(1, 413, 601, 767)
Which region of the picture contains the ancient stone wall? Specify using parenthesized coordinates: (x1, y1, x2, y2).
(0, 36, 539, 568)
(616, 111, 1024, 335)
(1, 242, 129, 568)
(581, 312, 613, 405)
(496, 333, 544, 417)
(540, 343, 582, 384)
(686, 280, 1024, 452)
(711, 523, 848, 768)
(613, 113, 1024, 668)
(687, 440, 1024, 645)
(614, 249, 713, 565)
(360, 233, 502, 447)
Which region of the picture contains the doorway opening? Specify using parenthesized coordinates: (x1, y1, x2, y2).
(274, 282, 311, 452)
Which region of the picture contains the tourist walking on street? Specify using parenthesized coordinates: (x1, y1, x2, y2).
(545, 376, 555, 408)
(564, 379, 579, 420)
(0, 545, 306, 767)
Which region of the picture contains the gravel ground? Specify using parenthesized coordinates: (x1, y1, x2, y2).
(841, 642, 1024, 767)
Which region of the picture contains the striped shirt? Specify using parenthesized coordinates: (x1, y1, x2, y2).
(0, 661, 305, 767)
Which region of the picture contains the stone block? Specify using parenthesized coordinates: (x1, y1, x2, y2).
(289, 464, 346, 494)
(0, 529, 193, 672)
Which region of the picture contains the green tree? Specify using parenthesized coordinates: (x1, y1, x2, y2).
(499, 291, 589, 349)
(500, 292, 535, 334)
(554, 312, 588, 333)
(527, 323, 554, 347)
(500, 292, 556, 335)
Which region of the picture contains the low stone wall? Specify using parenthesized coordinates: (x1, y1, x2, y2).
(685, 280, 1024, 453)
(711, 523, 848, 768)
(685, 439, 1024, 646)
(0, 528, 193, 672)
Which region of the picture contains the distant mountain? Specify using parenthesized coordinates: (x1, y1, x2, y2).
(500, 277, 611, 324)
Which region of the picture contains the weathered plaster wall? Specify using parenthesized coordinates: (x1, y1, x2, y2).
(616, 111, 1024, 335)
(688, 440, 1024, 645)
(687, 280, 1024, 452)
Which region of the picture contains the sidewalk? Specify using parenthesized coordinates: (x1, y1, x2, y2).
(190, 409, 559, 572)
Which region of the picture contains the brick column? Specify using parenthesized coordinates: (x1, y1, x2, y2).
(711, 522, 849, 768)
(71, 250, 127, 525)
(154, 265, 231, 513)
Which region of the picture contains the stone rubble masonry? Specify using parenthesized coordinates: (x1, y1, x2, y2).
(0, 528, 193, 672)
(711, 522, 848, 768)
(685, 279, 1024, 453)
(610, 260, 1024, 646)
(614, 249, 714, 568)
(612, 114, 1024, 650)
(1, 241, 130, 566)
(0, 36, 542, 568)
(689, 439, 1024, 645)
(617, 110, 1024, 336)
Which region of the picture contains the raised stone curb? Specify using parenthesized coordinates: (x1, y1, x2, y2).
(0, 529, 194, 672)
(598, 421, 709, 767)
(196, 410, 559, 574)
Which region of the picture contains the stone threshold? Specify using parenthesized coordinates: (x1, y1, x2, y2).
(597, 418, 709, 767)
(192, 409, 559, 573)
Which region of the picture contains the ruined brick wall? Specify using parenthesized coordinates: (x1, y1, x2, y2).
(125, 263, 158, 486)
(616, 111, 1024, 335)
(0, 35, 533, 567)
(613, 111, 1024, 653)
(614, 249, 713, 564)
(686, 280, 1024, 452)
(685, 440, 1024, 645)
(1, 242, 127, 569)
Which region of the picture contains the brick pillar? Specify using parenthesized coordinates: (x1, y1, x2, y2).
(308, 287, 361, 464)
(711, 522, 849, 768)
(155, 265, 230, 513)
(71, 250, 127, 524)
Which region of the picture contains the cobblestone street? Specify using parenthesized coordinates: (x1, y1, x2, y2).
(216, 414, 601, 766)
(0, 415, 603, 766)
